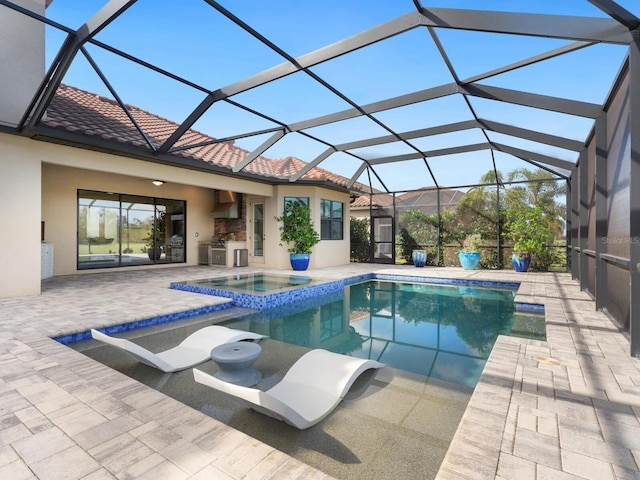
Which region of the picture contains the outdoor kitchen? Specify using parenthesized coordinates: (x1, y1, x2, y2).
(198, 190, 248, 267)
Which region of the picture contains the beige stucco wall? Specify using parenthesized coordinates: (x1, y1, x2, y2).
(35, 138, 273, 275)
(42, 163, 220, 275)
(350, 209, 370, 220)
(0, 135, 42, 297)
(0, 134, 275, 288)
(260, 185, 351, 270)
(1, 133, 352, 296)
(38, 140, 273, 197)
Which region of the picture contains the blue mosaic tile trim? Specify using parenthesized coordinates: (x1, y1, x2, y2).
(344, 273, 375, 285)
(170, 273, 530, 312)
(239, 290, 344, 324)
(515, 302, 545, 313)
(56, 272, 543, 345)
(170, 279, 345, 310)
(54, 302, 233, 345)
(372, 273, 521, 290)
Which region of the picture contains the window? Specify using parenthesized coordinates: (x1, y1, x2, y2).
(284, 197, 309, 208)
(78, 190, 186, 269)
(321, 199, 343, 240)
(281, 197, 310, 232)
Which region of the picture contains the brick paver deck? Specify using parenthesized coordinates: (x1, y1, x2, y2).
(1, 265, 638, 479)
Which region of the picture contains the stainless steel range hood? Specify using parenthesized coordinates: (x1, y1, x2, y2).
(210, 190, 241, 219)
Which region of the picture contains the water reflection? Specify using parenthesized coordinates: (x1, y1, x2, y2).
(232, 280, 542, 388)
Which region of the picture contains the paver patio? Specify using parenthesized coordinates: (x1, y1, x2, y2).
(1, 264, 638, 479)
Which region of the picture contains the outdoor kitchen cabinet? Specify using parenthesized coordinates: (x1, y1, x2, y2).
(198, 242, 226, 266)
(198, 240, 247, 267)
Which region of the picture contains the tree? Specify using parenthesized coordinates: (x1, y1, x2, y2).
(350, 217, 370, 262)
(451, 169, 504, 243)
(505, 168, 566, 238)
(396, 210, 439, 264)
(503, 205, 552, 254)
(503, 204, 555, 270)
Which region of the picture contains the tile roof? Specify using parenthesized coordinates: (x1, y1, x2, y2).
(396, 188, 464, 208)
(350, 187, 464, 211)
(350, 193, 393, 209)
(43, 84, 374, 192)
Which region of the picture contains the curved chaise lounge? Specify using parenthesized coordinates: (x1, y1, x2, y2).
(193, 349, 384, 429)
(91, 325, 266, 373)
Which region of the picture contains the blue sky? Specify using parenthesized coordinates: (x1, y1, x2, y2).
(43, 0, 638, 192)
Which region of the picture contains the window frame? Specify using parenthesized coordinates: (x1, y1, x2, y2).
(77, 189, 186, 270)
(283, 197, 309, 209)
(320, 199, 344, 240)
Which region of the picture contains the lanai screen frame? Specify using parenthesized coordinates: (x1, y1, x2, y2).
(4, 0, 628, 187)
(2, 0, 640, 355)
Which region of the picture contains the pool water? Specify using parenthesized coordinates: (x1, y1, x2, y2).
(70, 277, 545, 480)
(175, 272, 317, 293)
(225, 280, 545, 388)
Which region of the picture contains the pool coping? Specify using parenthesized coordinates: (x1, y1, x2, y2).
(54, 301, 234, 344)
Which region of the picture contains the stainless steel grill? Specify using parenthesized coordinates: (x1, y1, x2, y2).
(199, 237, 227, 266)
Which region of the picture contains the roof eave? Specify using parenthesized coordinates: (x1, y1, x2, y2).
(17, 125, 358, 192)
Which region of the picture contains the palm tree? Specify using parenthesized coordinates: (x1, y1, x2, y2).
(454, 169, 505, 242)
(505, 168, 566, 238)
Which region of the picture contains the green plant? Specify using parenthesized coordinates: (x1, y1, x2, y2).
(350, 217, 370, 262)
(142, 210, 166, 250)
(461, 233, 481, 252)
(396, 210, 439, 263)
(504, 206, 550, 258)
(275, 201, 320, 254)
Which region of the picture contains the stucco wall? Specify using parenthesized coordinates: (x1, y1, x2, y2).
(1, 132, 353, 295)
(263, 185, 351, 270)
(42, 163, 219, 275)
(0, 135, 42, 297)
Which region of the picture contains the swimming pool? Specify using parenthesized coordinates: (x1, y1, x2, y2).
(70, 277, 545, 480)
(72, 277, 545, 389)
(224, 279, 545, 388)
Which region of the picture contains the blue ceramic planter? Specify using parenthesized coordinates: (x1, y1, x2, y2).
(512, 252, 531, 272)
(412, 250, 427, 267)
(458, 251, 480, 270)
(289, 253, 310, 271)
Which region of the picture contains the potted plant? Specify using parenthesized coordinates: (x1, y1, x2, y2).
(411, 249, 427, 267)
(142, 210, 166, 260)
(504, 206, 549, 272)
(275, 201, 320, 271)
(458, 233, 481, 270)
(511, 239, 536, 272)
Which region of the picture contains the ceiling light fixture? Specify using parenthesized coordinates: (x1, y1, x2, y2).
(152, 180, 165, 186)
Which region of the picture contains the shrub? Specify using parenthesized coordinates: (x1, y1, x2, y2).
(350, 217, 370, 262)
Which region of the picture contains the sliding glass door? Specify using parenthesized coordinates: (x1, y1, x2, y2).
(78, 190, 185, 269)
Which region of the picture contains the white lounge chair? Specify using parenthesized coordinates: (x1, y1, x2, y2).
(90, 325, 266, 373)
(193, 349, 384, 429)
